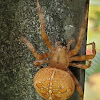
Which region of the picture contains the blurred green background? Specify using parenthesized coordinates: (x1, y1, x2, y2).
(84, 0, 100, 100)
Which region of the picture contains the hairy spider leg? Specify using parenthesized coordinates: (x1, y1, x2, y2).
(67, 39, 75, 52)
(21, 36, 50, 60)
(69, 60, 92, 69)
(55, 41, 62, 47)
(66, 68, 83, 100)
(69, 2, 89, 57)
(34, 60, 49, 66)
(34, 60, 49, 68)
(37, 0, 54, 51)
(69, 42, 96, 62)
(87, 42, 96, 55)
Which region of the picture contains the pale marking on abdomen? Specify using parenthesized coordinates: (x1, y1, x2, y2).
(48, 69, 56, 100)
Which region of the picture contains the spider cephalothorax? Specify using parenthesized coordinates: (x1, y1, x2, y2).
(21, 0, 96, 100)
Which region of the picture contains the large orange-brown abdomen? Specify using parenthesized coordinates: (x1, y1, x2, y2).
(33, 68, 75, 100)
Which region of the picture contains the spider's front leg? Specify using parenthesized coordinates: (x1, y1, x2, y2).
(66, 68, 83, 100)
(21, 36, 50, 60)
(37, 0, 54, 51)
(69, 2, 89, 57)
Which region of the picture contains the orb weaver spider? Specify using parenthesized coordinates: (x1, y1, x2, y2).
(21, 0, 96, 100)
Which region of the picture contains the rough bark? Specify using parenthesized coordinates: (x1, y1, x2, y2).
(0, 0, 87, 100)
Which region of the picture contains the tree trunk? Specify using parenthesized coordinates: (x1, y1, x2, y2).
(0, 0, 88, 100)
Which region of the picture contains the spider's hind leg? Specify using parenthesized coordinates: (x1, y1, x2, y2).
(69, 42, 96, 62)
(69, 60, 92, 69)
(66, 68, 83, 100)
(86, 42, 96, 56)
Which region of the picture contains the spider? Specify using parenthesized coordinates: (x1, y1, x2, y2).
(21, 0, 96, 100)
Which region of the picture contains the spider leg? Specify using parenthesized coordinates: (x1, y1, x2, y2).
(67, 39, 75, 52)
(66, 68, 83, 100)
(69, 42, 96, 62)
(36, 0, 54, 51)
(86, 42, 96, 54)
(69, 2, 89, 57)
(55, 41, 62, 47)
(34, 60, 49, 68)
(21, 36, 50, 60)
(69, 60, 92, 69)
